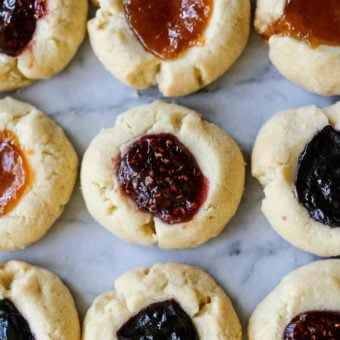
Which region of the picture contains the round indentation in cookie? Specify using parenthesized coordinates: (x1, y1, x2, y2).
(118, 133, 207, 224)
(284, 311, 340, 339)
(0, 299, 34, 339)
(116, 299, 198, 339)
(0, 0, 46, 57)
(0, 130, 31, 216)
(123, 0, 213, 60)
(296, 125, 340, 227)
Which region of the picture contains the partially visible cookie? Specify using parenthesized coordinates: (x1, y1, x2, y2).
(252, 102, 340, 256)
(83, 263, 242, 340)
(248, 260, 340, 340)
(0, 97, 78, 250)
(88, 0, 250, 96)
(255, 0, 340, 96)
(0, 260, 80, 339)
(81, 101, 245, 249)
(0, 0, 88, 92)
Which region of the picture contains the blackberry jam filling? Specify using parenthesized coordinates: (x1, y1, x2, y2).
(0, 0, 46, 56)
(116, 299, 198, 340)
(123, 0, 213, 60)
(0, 299, 34, 339)
(118, 133, 207, 224)
(296, 126, 340, 227)
(284, 311, 340, 339)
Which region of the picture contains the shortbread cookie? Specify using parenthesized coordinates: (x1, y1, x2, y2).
(81, 101, 245, 249)
(0, 0, 88, 92)
(248, 260, 340, 340)
(0, 261, 80, 339)
(255, 0, 340, 96)
(0, 97, 78, 250)
(88, 0, 250, 96)
(83, 263, 242, 340)
(252, 102, 340, 256)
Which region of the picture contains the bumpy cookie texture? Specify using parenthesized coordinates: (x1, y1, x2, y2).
(82, 263, 242, 340)
(88, 0, 250, 97)
(0, 261, 80, 339)
(81, 101, 245, 249)
(0, 0, 88, 92)
(248, 260, 340, 340)
(252, 102, 340, 256)
(255, 0, 340, 96)
(0, 97, 78, 251)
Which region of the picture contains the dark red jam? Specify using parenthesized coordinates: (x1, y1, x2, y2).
(264, 0, 340, 48)
(0, 0, 46, 56)
(123, 0, 213, 60)
(284, 311, 340, 339)
(116, 299, 198, 340)
(296, 126, 340, 227)
(0, 299, 34, 339)
(118, 133, 207, 224)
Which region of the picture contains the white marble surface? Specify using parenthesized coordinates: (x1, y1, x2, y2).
(0, 3, 339, 338)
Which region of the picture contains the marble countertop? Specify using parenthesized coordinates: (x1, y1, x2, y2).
(0, 4, 338, 338)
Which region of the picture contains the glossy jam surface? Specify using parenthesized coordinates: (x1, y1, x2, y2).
(0, 130, 30, 216)
(284, 311, 340, 339)
(118, 133, 207, 224)
(116, 300, 198, 340)
(123, 0, 213, 60)
(0, 0, 46, 56)
(0, 299, 34, 340)
(296, 126, 340, 227)
(266, 0, 340, 48)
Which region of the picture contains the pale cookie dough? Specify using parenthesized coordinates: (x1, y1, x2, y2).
(88, 0, 250, 97)
(0, 0, 88, 92)
(83, 263, 242, 340)
(0, 97, 78, 250)
(81, 101, 245, 249)
(255, 0, 340, 96)
(0, 260, 80, 339)
(252, 102, 340, 256)
(248, 259, 340, 340)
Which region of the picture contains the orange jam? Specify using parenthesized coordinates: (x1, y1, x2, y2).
(0, 131, 30, 216)
(123, 0, 213, 60)
(265, 0, 340, 48)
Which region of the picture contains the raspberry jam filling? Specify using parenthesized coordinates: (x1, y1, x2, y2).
(264, 0, 340, 48)
(0, 0, 46, 56)
(0, 130, 30, 216)
(0, 299, 34, 339)
(296, 126, 340, 227)
(116, 299, 198, 340)
(117, 133, 208, 224)
(284, 311, 340, 339)
(123, 0, 213, 60)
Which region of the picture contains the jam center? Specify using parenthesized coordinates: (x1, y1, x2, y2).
(296, 126, 340, 227)
(284, 311, 340, 339)
(123, 0, 213, 60)
(117, 133, 207, 224)
(0, 0, 47, 56)
(265, 0, 340, 48)
(116, 299, 198, 340)
(0, 130, 30, 216)
(0, 299, 34, 340)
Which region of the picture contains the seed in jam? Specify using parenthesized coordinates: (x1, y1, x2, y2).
(116, 299, 198, 340)
(117, 133, 207, 224)
(284, 311, 340, 340)
(296, 126, 340, 227)
(0, 0, 46, 56)
(0, 130, 30, 216)
(0, 299, 34, 340)
(264, 0, 340, 48)
(123, 0, 213, 60)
